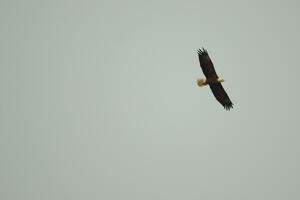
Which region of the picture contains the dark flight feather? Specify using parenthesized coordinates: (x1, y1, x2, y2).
(197, 48, 233, 110)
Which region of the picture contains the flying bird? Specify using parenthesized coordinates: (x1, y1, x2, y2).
(197, 48, 233, 110)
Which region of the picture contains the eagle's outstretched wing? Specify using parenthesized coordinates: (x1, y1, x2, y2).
(209, 83, 233, 110)
(197, 48, 233, 110)
(197, 48, 218, 79)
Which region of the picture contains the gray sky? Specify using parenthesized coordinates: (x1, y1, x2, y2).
(1, 0, 300, 199)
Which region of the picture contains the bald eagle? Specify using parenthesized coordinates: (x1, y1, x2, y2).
(197, 48, 233, 110)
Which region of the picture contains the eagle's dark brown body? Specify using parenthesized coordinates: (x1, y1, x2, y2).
(197, 48, 233, 110)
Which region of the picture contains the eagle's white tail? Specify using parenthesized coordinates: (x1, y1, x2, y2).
(197, 79, 207, 87)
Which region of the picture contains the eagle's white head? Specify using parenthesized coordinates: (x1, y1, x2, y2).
(197, 79, 207, 87)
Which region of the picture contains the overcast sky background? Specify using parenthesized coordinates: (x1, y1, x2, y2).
(1, 0, 300, 199)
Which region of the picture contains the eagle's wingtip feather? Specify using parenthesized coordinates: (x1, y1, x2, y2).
(197, 47, 208, 56)
(224, 103, 233, 110)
